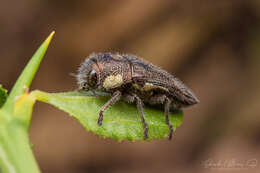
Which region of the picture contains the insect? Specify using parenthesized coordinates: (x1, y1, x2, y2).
(76, 53, 199, 140)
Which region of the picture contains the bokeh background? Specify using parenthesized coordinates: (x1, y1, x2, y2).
(1, 0, 260, 172)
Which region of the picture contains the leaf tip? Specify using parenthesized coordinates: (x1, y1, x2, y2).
(45, 31, 55, 45)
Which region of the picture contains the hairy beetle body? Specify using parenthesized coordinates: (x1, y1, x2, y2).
(77, 52, 199, 140)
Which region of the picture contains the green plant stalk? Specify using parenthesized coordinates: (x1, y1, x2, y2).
(0, 32, 55, 173)
(0, 112, 40, 173)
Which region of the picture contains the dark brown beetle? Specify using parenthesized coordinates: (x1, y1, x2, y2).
(76, 53, 199, 140)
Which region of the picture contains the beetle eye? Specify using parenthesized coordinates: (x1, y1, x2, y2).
(88, 70, 97, 88)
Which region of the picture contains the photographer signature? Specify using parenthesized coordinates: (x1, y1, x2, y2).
(201, 158, 257, 170)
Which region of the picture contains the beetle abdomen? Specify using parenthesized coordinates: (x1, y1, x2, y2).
(123, 54, 199, 107)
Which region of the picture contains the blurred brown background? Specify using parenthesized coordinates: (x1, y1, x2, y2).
(1, 0, 260, 172)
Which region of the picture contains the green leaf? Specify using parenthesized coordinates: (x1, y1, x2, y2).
(2, 31, 55, 113)
(0, 85, 8, 108)
(31, 90, 183, 141)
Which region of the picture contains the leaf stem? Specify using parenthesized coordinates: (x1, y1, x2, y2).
(0, 115, 41, 173)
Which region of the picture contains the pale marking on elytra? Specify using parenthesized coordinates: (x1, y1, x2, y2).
(103, 74, 123, 89)
(133, 83, 168, 92)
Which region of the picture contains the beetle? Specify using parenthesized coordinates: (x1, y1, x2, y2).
(76, 52, 199, 140)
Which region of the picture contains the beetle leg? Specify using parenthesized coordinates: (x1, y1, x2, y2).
(148, 95, 174, 140)
(164, 97, 173, 140)
(135, 95, 149, 139)
(98, 90, 121, 126)
(123, 94, 149, 139)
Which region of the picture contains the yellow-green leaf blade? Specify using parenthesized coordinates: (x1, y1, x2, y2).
(3, 32, 55, 113)
(32, 90, 183, 141)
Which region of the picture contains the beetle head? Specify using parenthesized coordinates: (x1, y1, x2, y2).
(77, 54, 101, 91)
